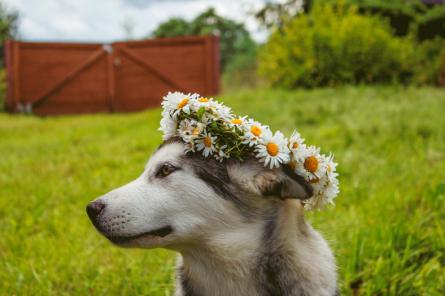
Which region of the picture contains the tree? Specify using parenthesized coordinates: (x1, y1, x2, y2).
(0, 2, 19, 64)
(255, 0, 310, 30)
(151, 8, 256, 71)
(151, 18, 191, 38)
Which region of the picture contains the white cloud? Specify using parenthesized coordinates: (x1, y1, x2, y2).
(2, 0, 275, 43)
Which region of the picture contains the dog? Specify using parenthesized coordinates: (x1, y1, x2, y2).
(86, 137, 338, 295)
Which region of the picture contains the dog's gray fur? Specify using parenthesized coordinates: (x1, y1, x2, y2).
(87, 139, 338, 296)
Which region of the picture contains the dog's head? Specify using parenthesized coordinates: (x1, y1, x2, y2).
(86, 138, 312, 249)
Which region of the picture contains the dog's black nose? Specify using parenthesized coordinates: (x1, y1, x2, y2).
(86, 200, 106, 223)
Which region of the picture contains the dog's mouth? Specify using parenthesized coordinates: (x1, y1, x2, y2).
(109, 225, 173, 244)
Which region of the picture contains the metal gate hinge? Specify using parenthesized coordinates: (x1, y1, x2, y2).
(103, 44, 113, 54)
(17, 102, 33, 114)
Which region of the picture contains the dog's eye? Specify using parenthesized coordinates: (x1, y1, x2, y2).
(156, 163, 177, 178)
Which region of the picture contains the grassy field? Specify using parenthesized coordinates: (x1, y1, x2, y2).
(1, 86, 444, 295)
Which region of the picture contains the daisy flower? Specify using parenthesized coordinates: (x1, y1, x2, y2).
(302, 153, 339, 209)
(295, 146, 327, 181)
(289, 131, 306, 162)
(322, 176, 339, 204)
(309, 173, 328, 195)
(161, 91, 196, 117)
(184, 140, 196, 153)
(304, 175, 339, 210)
(303, 193, 325, 211)
(178, 119, 205, 143)
(242, 119, 270, 147)
(228, 116, 248, 129)
(255, 130, 290, 169)
(159, 112, 177, 140)
(190, 96, 212, 112)
(289, 130, 305, 149)
(195, 130, 217, 157)
(324, 153, 338, 179)
(215, 145, 229, 162)
(321, 153, 340, 204)
(208, 100, 232, 120)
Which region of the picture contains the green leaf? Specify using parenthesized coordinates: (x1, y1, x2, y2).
(197, 107, 205, 120)
(211, 121, 218, 130)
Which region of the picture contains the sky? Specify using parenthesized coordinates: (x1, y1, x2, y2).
(3, 0, 279, 43)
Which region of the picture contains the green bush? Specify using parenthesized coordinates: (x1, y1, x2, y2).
(259, 3, 414, 88)
(411, 37, 445, 86)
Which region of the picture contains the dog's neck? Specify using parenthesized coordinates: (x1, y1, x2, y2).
(178, 222, 262, 296)
(175, 200, 329, 296)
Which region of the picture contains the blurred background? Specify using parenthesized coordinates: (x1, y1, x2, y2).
(0, 0, 444, 295)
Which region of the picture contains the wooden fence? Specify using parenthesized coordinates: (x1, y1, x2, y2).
(4, 35, 220, 115)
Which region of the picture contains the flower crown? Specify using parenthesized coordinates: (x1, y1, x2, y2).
(159, 92, 339, 210)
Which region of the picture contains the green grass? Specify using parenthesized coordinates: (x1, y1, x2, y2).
(1, 86, 444, 295)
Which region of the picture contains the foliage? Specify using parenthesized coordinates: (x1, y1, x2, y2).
(319, 0, 445, 40)
(151, 18, 191, 38)
(254, 0, 308, 29)
(151, 8, 257, 72)
(259, 3, 414, 88)
(411, 37, 445, 85)
(0, 2, 18, 65)
(0, 2, 18, 42)
(1, 86, 445, 295)
(257, 1, 445, 87)
(415, 3, 445, 41)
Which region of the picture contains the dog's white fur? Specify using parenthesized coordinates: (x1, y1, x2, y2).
(88, 142, 337, 295)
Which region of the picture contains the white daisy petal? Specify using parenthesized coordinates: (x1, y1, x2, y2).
(195, 130, 217, 157)
(242, 119, 270, 147)
(255, 130, 290, 169)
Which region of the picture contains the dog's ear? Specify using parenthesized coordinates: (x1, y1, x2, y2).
(228, 160, 313, 200)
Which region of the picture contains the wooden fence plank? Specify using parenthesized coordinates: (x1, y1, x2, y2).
(204, 35, 220, 95)
(117, 46, 188, 93)
(32, 48, 106, 108)
(13, 41, 21, 110)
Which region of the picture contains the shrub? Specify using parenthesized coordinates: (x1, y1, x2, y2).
(411, 37, 445, 86)
(259, 3, 414, 88)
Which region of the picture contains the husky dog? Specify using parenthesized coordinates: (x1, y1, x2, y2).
(87, 138, 337, 295)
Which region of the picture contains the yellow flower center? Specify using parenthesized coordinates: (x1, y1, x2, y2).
(304, 156, 319, 173)
(266, 142, 279, 156)
(231, 118, 242, 125)
(203, 136, 212, 148)
(177, 98, 189, 109)
(192, 127, 200, 136)
(251, 126, 262, 137)
(292, 142, 299, 149)
(198, 97, 209, 102)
